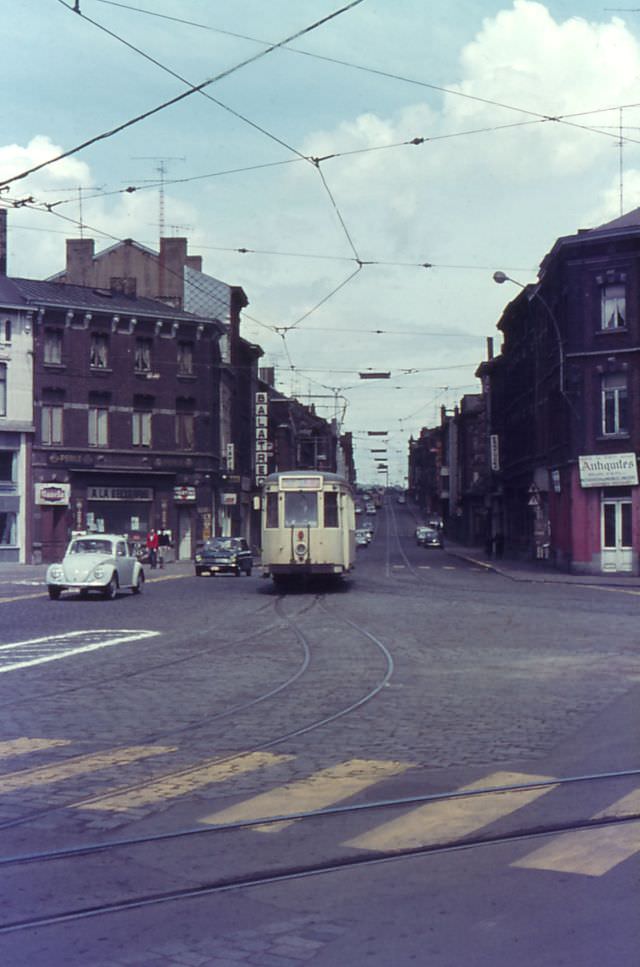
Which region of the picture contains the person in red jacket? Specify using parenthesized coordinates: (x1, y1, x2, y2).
(146, 528, 159, 569)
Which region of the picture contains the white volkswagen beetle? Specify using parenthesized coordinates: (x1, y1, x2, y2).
(46, 534, 145, 600)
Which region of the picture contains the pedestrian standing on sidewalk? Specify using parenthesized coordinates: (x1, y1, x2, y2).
(146, 528, 159, 569)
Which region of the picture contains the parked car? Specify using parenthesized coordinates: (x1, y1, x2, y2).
(419, 526, 444, 549)
(46, 534, 145, 600)
(415, 525, 430, 545)
(362, 519, 374, 540)
(194, 537, 253, 577)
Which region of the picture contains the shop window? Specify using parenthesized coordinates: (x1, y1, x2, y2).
(0, 363, 6, 416)
(41, 404, 63, 445)
(134, 338, 152, 373)
(601, 284, 626, 330)
(601, 373, 628, 435)
(88, 404, 109, 447)
(44, 329, 63, 364)
(178, 340, 194, 376)
(0, 512, 16, 546)
(90, 333, 109, 369)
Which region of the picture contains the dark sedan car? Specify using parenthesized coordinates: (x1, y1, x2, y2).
(194, 537, 253, 577)
(417, 526, 444, 549)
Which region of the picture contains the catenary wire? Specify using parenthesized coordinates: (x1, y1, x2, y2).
(85, 0, 640, 146)
(0, 0, 367, 190)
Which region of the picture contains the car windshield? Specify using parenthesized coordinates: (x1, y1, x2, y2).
(204, 539, 235, 552)
(69, 538, 113, 555)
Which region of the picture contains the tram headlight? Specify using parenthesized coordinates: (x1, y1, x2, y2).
(295, 541, 307, 558)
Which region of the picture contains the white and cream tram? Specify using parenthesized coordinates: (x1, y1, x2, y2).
(261, 470, 356, 585)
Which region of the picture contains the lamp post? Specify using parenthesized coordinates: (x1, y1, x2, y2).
(492, 270, 575, 414)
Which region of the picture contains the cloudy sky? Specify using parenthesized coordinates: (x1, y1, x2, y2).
(4, 0, 640, 483)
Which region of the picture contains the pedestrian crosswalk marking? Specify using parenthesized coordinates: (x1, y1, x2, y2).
(513, 789, 640, 876)
(0, 745, 176, 794)
(0, 738, 71, 760)
(0, 629, 160, 673)
(346, 771, 557, 852)
(77, 751, 293, 813)
(199, 758, 410, 831)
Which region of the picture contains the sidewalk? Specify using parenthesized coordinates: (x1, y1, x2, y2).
(446, 540, 640, 588)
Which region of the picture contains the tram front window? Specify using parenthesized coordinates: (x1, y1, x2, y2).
(284, 491, 318, 527)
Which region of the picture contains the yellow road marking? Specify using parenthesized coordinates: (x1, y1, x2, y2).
(0, 592, 48, 604)
(200, 758, 410, 831)
(513, 789, 640, 876)
(578, 585, 640, 597)
(347, 771, 557, 852)
(78, 751, 293, 813)
(0, 738, 71, 759)
(0, 746, 176, 794)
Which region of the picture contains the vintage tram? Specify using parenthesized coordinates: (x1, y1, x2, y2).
(260, 470, 356, 586)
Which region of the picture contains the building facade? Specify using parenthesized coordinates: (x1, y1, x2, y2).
(488, 210, 640, 574)
(0, 276, 225, 564)
(0, 290, 34, 562)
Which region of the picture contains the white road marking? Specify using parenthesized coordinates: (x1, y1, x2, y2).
(199, 758, 410, 831)
(0, 629, 160, 673)
(513, 789, 640, 876)
(346, 771, 557, 852)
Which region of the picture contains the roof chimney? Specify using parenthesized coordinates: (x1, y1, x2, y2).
(66, 238, 95, 285)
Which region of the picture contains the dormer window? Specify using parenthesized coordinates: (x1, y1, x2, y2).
(601, 283, 626, 330)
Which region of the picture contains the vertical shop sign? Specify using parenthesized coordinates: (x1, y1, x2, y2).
(255, 391, 269, 486)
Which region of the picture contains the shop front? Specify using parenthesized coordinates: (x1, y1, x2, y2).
(565, 452, 639, 575)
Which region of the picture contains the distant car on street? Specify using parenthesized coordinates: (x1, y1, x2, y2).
(418, 526, 444, 549)
(397, 494, 406, 504)
(355, 529, 370, 548)
(46, 534, 145, 600)
(194, 537, 253, 577)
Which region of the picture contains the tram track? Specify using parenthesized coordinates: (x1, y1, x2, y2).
(0, 594, 395, 833)
(0, 767, 638, 935)
(0, 594, 306, 711)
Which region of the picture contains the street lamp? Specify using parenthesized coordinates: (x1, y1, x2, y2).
(493, 270, 574, 413)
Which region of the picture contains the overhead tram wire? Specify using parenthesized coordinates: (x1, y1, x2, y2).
(55, 0, 308, 162)
(57, 0, 368, 328)
(0, 0, 367, 190)
(35, 107, 640, 216)
(87, 0, 640, 148)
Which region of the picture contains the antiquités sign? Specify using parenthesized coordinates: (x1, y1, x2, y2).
(578, 453, 638, 488)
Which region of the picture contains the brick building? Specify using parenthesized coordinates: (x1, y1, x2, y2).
(0, 276, 225, 563)
(487, 209, 640, 574)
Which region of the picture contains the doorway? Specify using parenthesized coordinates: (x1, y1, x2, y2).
(177, 508, 192, 560)
(601, 497, 632, 572)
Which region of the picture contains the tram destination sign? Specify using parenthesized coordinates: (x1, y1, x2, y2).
(578, 453, 638, 488)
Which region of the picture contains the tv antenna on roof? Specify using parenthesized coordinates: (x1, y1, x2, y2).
(131, 156, 185, 242)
